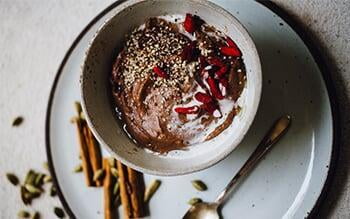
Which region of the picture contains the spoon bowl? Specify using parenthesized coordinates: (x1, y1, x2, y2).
(183, 202, 220, 219)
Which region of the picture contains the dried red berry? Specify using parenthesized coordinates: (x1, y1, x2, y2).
(207, 57, 225, 67)
(225, 37, 237, 48)
(181, 42, 199, 62)
(174, 106, 200, 114)
(195, 92, 213, 104)
(183, 14, 203, 34)
(220, 46, 241, 57)
(153, 66, 168, 78)
(215, 65, 228, 78)
(184, 14, 196, 33)
(199, 56, 208, 69)
(206, 77, 224, 100)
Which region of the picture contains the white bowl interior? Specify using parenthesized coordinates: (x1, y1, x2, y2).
(81, 0, 261, 175)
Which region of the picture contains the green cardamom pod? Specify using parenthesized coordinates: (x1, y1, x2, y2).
(32, 211, 40, 219)
(17, 210, 30, 218)
(110, 167, 119, 178)
(53, 207, 65, 218)
(144, 179, 161, 203)
(191, 180, 207, 191)
(93, 169, 105, 182)
(6, 173, 19, 186)
(24, 184, 41, 195)
(188, 197, 202, 205)
(73, 164, 83, 173)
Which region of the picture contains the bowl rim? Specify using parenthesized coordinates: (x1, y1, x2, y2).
(81, 0, 262, 176)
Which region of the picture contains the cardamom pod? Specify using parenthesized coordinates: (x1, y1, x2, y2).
(18, 210, 30, 218)
(108, 158, 116, 167)
(43, 175, 52, 183)
(79, 112, 86, 120)
(93, 169, 105, 182)
(32, 211, 40, 219)
(25, 184, 41, 195)
(6, 173, 19, 186)
(50, 185, 57, 197)
(24, 170, 36, 185)
(113, 182, 120, 196)
(110, 167, 118, 178)
(53, 207, 65, 218)
(20, 186, 31, 205)
(191, 180, 207, 191)
(73, 164, 83, 173)
(43, 162, 49, 170)
(12, 116, 24, 127)
(144, 179, 161, 203)
(74, 101, 82, 115)
(34, 173, 45, 186)
(188, 197, 202, 205)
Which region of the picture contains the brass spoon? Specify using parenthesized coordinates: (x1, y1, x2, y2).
(183, 115, 291, 219)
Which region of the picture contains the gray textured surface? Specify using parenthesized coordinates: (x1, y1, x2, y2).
(0, 0, 349, 218)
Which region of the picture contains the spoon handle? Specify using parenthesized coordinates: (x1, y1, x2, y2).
(215, 115, 291, 205)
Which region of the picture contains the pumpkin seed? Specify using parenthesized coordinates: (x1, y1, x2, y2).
(93, 169, 105, 181)
(144, 179, 161, 203)
(44, 175, 52, 183)
(191, 180, 207, 191)
(73, 164, 82, 173)
(12, 116, 24, 126)
(18, 210, 30, 218)
(32, 211, 40, 219)
(53, 207, 65, 218)
(6, 173, 19, 186)
(110, 167, 118, 178)
(188, 197, 202, 205)
(25, 184, 41, 195)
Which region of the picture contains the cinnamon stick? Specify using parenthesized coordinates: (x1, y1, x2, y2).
(117, 161, 145, 218)
(127, 167, 145, 218)
(84, 126, 103, 186)
(103, 159, 116, 219)
(117, 161, 133, 219)
(74, 118, 94, 186)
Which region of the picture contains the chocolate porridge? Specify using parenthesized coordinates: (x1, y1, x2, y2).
(110, 14, 246, 153)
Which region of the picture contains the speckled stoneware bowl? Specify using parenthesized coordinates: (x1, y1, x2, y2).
(81, 0, 262, 176)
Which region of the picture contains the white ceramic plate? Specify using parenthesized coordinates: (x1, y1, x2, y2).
(46, 1, 338, 218)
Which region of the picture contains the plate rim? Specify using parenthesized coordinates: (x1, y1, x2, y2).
(257, 2, 340, 218)
(45, 1, 340, 218)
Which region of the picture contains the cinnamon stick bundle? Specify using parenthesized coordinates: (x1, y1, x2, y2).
(117, 161, 145, 219)
(103, 159, 117, 219)
(73, 102, 103, 187)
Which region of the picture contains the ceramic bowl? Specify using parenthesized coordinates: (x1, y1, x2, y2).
(81, 0, 262, 176)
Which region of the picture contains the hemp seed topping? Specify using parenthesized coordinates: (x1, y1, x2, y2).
(119, 18, 199, 95)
